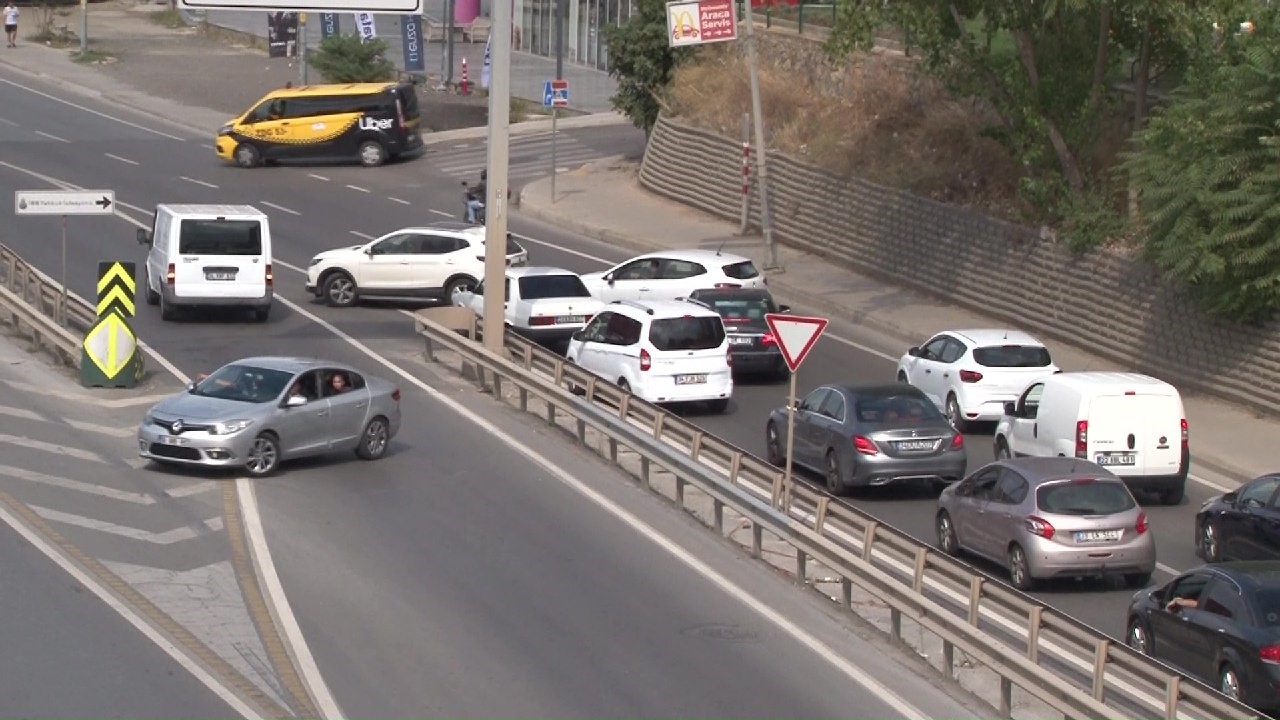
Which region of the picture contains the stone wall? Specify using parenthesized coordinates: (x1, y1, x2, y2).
(639, 114, 1280, 415)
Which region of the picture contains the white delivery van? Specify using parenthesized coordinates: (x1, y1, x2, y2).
(994, 372, 1189, 505)
(137, 204, 273, 322)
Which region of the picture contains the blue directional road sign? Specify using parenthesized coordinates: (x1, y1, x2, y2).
(542, 79, 570, 108)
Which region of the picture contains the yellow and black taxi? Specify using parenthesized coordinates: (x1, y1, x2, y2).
(216, 82, 423, 168)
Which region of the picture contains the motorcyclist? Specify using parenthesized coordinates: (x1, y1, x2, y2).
(464, 170, 487, 224)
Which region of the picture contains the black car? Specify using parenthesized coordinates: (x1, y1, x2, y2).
(1126, 562, 1280, 711)
(686, 288, 790, 379)
(1197, 474, 1280, 562)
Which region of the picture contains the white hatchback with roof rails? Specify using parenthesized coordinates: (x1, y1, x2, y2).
(565, 299, 734, 412)
(579, 249, 765, 303)
(896, 329, 1060, 431)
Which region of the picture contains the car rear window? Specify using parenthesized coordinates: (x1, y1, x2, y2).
(973, 344, 1052, 368)
(854, 393, 944, 424)
(649, 316, 725, 351)
(395, 86, 420, 119)
(177, 219, 263, 255)
(722, 260, 760, 280)
(706, 297, 771, 321)
(1036, 480, 1136, 515)
(519, 274, 591, 299)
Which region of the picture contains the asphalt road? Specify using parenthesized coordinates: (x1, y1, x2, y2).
(0, 78, 978, 717)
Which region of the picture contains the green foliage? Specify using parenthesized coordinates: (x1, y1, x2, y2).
(308, 35, 395, 84)
(603, 0, 692, 133)
(1121, 5, 1280, 323)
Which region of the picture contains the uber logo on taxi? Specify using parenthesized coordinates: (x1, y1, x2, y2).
(360, 117, 394, 131)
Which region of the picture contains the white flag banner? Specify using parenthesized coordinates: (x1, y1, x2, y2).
(480, 33, 492, 89)
(354, 12, 377, 41)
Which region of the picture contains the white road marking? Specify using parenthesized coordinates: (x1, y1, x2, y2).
(388, 197, 411, 205)
(308, 173, 330, 182)
(0, 379, 173, 407)
(105, 152, 140, 166)
(344, 184, 370, 193)
(64, 419, 136, 438)
(0, 116, 18, 126)
(0, 464, 155, 504)
(510, 233, 615, 265)
(260, 201, 300, 216)
(0, 77, 187, 141)
(0, 504, 262, 720)
(165, 481, 218, 499)
(0, 433, 109, 464)
(428, 209, 452, 217)
(0, 404, 43, 422)
(31, 506, 223, 544)
(348, 230, 375, 240)
(179, 176, 219, 189)
(36, 130, 69, 143)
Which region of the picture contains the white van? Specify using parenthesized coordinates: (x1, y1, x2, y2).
(137, 204, 273, 322)
(994, 372, 1189, 505)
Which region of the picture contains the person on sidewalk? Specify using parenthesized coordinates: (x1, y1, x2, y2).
(4, 1, 18, 48)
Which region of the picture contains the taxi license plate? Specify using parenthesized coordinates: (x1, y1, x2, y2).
(729, 336, 754, 345)
(675, 374, 707, 385)
(556, 315, 586, 324)
(1075, 530, 1122, 543)
(159, 435, 188, 446)
(206, 272, 235, 281)
(1095, 452, 1136, 466)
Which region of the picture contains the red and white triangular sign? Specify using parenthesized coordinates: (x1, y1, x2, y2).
(764, 313, 829, 372)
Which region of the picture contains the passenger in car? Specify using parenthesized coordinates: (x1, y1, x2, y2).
(328, 373, 351, 395)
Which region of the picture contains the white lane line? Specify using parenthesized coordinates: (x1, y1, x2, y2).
(348, 230, 375, 240)
(344, 184, 370, 193)
(179, 176, 219, 189)
(31, 506, 223, 544)
(428, 209, 452, 217)
(0, 464, 155, 505)
(0, 404, 43, 422)
(388, 197, 411, 205)
(0, 77, 187, 141)
(64, 419, 136, 438)
(0, 379, 174, 407)
(0, 433, 109, 464)
(238, 479, 347, 720)
(0, 503, 262, 720)
(261, 201, 300, 216)
(510, 233, 616, 265)
(36, 130, 70, 143)
(0, 116, 18, 126)
(264, 285, 929, 719)
(165, 481, 218, 499)
(308, 173, 330, 182)
(105, 152, 140, 166)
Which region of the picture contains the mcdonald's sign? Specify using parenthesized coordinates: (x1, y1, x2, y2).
(666, 0, 737, 48)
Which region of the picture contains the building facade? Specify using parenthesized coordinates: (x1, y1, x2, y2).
(514, 0, 636, 72)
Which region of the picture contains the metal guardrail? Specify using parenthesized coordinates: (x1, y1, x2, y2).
(0, 244, 94, 368)
(414, 308, 1262, 720)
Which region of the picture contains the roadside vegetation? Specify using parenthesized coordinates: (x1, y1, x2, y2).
(606, 0, 1280, 325)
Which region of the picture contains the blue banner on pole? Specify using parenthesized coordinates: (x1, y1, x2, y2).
(400, 14, 424, 72)
(320, 13, 339, 39)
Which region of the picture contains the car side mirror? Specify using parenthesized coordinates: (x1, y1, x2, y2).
(908, 346, 921, 357)
(186, 382, 196, 393)
(777, 304, 791, 313)
(603, 273, 615, 285)
(1150, 588, 1165, 603)
(570, 330, 584, 342)
(364, 246, 374, 256)
(137, 228, 152, 246)
(1223, 491, 1239, 505)
(285, 395, 308, 407)
(1003, 401, 1017, 417)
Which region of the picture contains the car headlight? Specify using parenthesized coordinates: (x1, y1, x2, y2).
(308, 256, 323, 267)
(209, 419, 253, 435)
(218, 124, 234, 137)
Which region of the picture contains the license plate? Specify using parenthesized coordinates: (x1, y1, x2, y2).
(206, 272, 235, 281)
(1075, 530, 1122, 543)
(159, 435, 188, 446)
(1095, 453, 1136, 466)
(729, 336, 754, 345)
(897, 439, 936, 451)
(675, 374, 707, 385)
(556, 315, 586, 324)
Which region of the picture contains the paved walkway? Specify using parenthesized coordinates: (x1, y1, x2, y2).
(518, 158, 1280, 489)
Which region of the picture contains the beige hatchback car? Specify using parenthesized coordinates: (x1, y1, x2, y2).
(935, 457, 1156, 591)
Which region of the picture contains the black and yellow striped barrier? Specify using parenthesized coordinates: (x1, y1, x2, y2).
(82, 261, 143, 388)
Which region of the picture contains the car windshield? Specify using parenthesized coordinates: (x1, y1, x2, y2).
(193, 364, 293, 403)
(519, 274, 591, 299)
(649, 316, 725, 351)
(1255, 589, 1280, 627)
(854, 392, 944, 424)
(973, 344, 1053, 368)
(705, 297, 772, 321)
(1037, 480, 1136, 515)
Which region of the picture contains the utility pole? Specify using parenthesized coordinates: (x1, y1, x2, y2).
(445, 0, 455, 86)
(298, 13, 308, 85)
(554, 0, 564, 80)
(481, 0, 511, 353)
(79, 0, 88, 54)
(740, 0, 779, 270)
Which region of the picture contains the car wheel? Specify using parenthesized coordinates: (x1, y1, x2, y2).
(617, 378, 631, 394)
(1201, 520, 1223, 562)
(936, 511, 959, 556)
(1124, 572, 1152, 589)
(1008, 543, 1034, 591)
(765, 422, 784, 466)
(945, 394, 970, 433)
(323, 272, 358, 307)
(358, 140, 388, 167)
(824, 450, 847, 496)
(773, 357, 789, 381)
(705, 398, 729, 413)
(233, 142, 261, 168)
(355, 416, 390, 460)
(159, 293, 178, 321)
(244, 433, 280, 477)
(144, 269, 160, 306)
(564, 359, 585, 396)
(1126, 618, 1151, 655)
(251, 306, 270, 323)
(1219, 663, 1242, 702)
(444, 276, 478, 304)
(1160, 484, 1185, 506)
(994, 437, 1012, 461)
(897, 371, 908, 384)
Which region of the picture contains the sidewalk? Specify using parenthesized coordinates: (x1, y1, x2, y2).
(518, 158, 1280, 489)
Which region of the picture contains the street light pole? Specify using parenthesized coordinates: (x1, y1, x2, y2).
(740, 0, 779, 270)
(481, 0, 511, 353)
(554, 0, 564, 80)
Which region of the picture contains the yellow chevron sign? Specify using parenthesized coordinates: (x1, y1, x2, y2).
(96, 261, 136, 318)
(83, 313, 138, 379)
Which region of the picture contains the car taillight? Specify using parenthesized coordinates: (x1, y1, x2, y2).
(391, 389, 401, 402)
(1025, 515, 1055, 539)
(1135, 512, 1149, 535)
(529, 316, 555, 326)
(395, 98, 407, 126)
(166, 263, 175, 285)
(958, 369, 983, 383)
(949, 434, 964, 450)
(761, 333, 777, 346)
(726, 347, 733, 367)
(714, 282, 741, 288)
(1075, 420, 1088, 458)
(265, 264, 273, 287)
(852, 435, 879, 455)
(1180, 418, 1189, 451)
(1260, 645, 1280, 664)
(639, 349, 651, 371)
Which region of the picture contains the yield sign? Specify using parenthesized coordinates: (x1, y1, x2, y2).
(765, 313, 829, 372)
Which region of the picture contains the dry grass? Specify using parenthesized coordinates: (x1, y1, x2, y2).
(667, 45, 1028, 218)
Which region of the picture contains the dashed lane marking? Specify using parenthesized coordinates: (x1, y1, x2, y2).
(179, 176, 219, 189)
(349, 230, 375, 240)
(344, 184, 370, 193)
(105, 153, 140, 165)
(0, 76, 188, 141)
(428, 208, 452, 217)
(389, 197, 411, 205)
(308, 173, 330, 181)
(36, 130, 69, 143)
(260, 201, 300, 216)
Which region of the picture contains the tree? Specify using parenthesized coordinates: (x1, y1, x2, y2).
(1120, 2, 1280, 323)
(308, 35, 396, 84)
(603, 0, 692, 133)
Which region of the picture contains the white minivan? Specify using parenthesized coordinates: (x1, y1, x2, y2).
(994, 372, 1189, 505)
(137, 204, 273, 322)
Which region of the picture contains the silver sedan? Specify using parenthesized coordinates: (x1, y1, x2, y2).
(137, 356, 402, 477)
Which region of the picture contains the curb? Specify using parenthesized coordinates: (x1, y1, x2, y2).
(423, 112, 630, 145)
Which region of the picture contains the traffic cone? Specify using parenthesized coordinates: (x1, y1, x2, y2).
(461, 58, 469, 95)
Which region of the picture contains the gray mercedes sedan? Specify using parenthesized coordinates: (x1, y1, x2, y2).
(138, 357, 402, 477)
(765, 383, 968, 495)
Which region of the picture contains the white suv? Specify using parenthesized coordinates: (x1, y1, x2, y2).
(579, 249, 765, 303)
(566, 299, 734, 412)
(305, 222, 528, 307)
